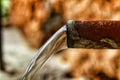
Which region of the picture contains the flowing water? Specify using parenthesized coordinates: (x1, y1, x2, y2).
(22, 25, 67, 80)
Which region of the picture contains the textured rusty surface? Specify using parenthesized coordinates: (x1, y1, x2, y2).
(67, 21, 120, 48)
(75, 21, 120, 42)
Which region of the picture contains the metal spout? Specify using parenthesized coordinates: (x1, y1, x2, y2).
(67, 20, 120, 48)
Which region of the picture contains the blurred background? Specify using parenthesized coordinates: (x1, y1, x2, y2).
(1, 0, 120, 80)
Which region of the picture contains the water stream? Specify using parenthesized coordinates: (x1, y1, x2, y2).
(22, 25, 67, 80)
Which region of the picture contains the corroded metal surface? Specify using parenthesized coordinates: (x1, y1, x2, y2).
(67, 20, 120, 48)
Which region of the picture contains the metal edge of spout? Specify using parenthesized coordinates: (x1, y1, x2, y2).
(67, 20, 75, 27)
(66, 20, 75, 48)
(66, 20, 80, 48)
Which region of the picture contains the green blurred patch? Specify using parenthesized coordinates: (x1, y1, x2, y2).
(1, 0, 11, 17)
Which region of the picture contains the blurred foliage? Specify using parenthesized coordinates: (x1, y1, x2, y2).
(1, 0, 11, 17)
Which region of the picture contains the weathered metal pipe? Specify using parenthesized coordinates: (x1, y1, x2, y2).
(67, 20, 120, 48)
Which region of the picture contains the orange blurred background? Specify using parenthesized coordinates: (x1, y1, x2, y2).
(1, 0, 120, 80)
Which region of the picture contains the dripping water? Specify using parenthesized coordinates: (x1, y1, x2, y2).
(22, 25, 67, 80)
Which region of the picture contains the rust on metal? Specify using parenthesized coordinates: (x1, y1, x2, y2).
(67, 20, 120, 48)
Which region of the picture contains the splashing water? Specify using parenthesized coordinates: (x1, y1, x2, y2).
(22, 25, 67, 80)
